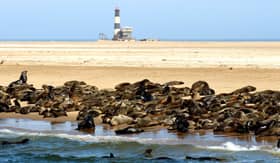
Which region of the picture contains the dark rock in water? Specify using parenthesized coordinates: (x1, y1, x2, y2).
(115, 127, 144, 135)
(1, 138, 29, 145)
(77, 114, 95, 131)
(173, 114, 189, 132)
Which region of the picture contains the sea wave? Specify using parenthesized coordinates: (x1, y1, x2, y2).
(1, 128, 280, 155)
(205, 142, 260, 151)
(0, 128, 185, 145)
(204, 141, 280, 155)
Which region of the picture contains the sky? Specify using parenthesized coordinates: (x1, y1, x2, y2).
(0, 0, 280, 41)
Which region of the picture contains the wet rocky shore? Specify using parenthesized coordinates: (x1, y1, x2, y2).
(1, 71, 280, 137)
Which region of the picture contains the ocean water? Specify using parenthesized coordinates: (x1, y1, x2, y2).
(0, 119, 280, 162)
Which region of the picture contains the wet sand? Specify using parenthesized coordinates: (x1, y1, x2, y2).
(0, 112, 78, 123)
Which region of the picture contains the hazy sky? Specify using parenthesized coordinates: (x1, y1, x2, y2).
(0, 0, 279, 40)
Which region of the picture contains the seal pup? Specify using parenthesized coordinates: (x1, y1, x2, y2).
(1, 138, 29, 145)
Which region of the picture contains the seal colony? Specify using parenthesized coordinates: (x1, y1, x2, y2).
(1, 71, 280, 137)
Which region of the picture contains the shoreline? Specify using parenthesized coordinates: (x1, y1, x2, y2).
(0, 116, 279, 144)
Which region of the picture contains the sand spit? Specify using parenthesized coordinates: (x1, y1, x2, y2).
(0, 41, 280, 68)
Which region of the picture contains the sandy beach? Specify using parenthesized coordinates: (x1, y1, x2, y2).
(0, 41, 280, 68)
(1, 41, 280, 123)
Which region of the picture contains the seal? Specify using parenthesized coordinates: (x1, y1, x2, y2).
(144, 148, 153, 158)
(19, 70, 28, 84)
(77, 113, 95, 132)
(173, 114, 189, 132)
(115, 126, 144, 135)
(143, 149, 175, 161)
(101, 153, 115, 158)
(1, 138, 30, 145)
(8, 71, 28, 89)
(185, 155, 226, 161)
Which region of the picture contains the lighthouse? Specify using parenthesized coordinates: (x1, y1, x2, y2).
(113, 8, 121, 40)
(112, 7, 134, 41)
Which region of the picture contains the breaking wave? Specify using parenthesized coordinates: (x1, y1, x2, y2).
(206, 141, 260, 151)
(0, 128, 185, 145)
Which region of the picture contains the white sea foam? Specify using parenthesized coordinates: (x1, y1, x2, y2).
(0, 128, 180, 145)
(206, 142, 260, 151)
(2, 128, 280, 154)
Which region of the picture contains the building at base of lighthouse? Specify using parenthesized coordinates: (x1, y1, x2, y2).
(113, 8, 134, 41)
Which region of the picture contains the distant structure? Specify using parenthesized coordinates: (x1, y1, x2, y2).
(113, 8, 134, 41)
(99, 33, 108, 40)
